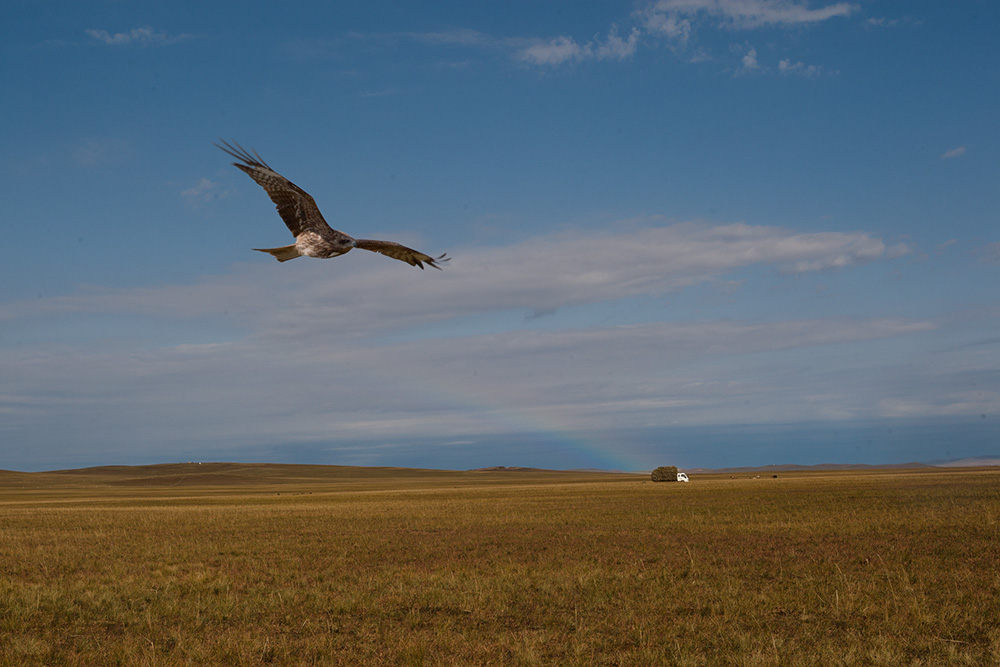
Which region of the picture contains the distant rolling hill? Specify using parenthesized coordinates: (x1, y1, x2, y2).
(0, 462, 629, 490)
(686, 462, 932, 474)
(687, 457, 1000, 474)
(2, 458, 996, 488)
(0, 462, 470, 488)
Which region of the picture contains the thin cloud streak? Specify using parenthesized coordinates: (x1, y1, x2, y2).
(72, 137, 131, 168)
(0, 221, 898, 335)
(86, 26, 193, 47)
(0, 313, 941, 453)
(515, 25, 641, 66)
(181, 178, 232, 207)
(640, 0, 857, 31)
(941, 145, 967, 159)
(337, 0, 861, 72)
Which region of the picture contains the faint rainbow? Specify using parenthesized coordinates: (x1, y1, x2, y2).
(390, 373, 650, 472)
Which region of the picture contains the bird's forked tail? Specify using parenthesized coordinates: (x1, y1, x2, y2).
(253, 244, 301, 262)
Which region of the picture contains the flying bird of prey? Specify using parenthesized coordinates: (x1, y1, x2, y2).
(217, 140, 448, 269)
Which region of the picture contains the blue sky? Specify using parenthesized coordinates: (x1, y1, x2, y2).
(2, 1, 998, 472)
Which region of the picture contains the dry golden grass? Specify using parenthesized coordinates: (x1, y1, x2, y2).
(1, 464, 999, 665)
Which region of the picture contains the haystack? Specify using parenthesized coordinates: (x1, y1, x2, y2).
(651, 466, 679, 482)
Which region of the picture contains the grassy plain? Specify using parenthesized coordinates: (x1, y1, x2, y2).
(1, 463, 999, 666)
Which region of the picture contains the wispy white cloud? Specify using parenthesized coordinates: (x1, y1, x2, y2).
(864, 16, 923, 29)
(637, 0, 857, 72)
(516, 25, 640, 66)
(878, 392, 1000, 419)
(72, 137, 131, 168)
(778, 58, 823, 76)
(86, 26, 193, 47)
(740, 45, 760, 71)
(941, 145, 967, 159)
(865, 17, 897, 28)
(516, 0, 859, 71)
(0, 308, 939, 460)
(0, 220, 903, 335)
(642, 11, 694, 43)
(979, 242, 1000, 264)
(517, 36, 588, 66)
(596, 25, 642, 60)
(181, 178, 232, 207)
(338, 2, 862, 73)
(886, 242, 913, 260)
(298, 27, 638, 69)
(641, 0, 857, 32)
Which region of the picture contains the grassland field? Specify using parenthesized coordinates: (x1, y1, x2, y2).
(1, 463, 998, 666)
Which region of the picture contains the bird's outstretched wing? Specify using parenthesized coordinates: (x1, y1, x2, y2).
(354, 239, 450, 270)
(216, 139, 335, 238)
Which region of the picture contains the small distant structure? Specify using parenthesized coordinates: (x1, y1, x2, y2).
(651, 466, 689, 482)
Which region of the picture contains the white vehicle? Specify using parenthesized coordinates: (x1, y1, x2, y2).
(677, 472, 690, 482)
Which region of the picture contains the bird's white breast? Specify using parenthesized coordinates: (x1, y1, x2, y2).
(295, 231, 349, 258)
